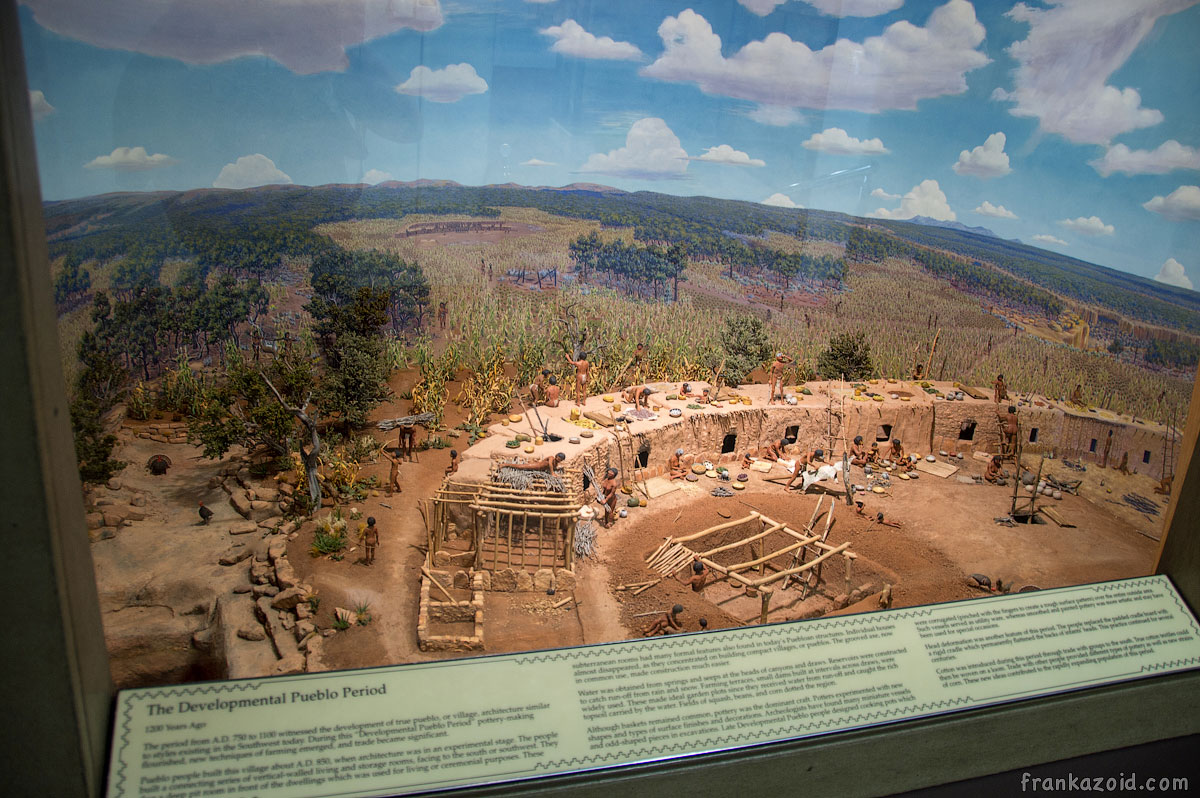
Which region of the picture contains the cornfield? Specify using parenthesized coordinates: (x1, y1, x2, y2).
(319, 207, 1192, 425)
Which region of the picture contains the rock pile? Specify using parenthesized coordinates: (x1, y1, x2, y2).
(213, 460, 301, 524)
(83, 478, 150, 540)
(223, 521, 324, 675)
(133, 421, 189, 445)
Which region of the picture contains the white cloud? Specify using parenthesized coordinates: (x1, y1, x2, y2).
(212, 154, 292, 189)
(692, 145, 765, 167)
(738, 0, 903, 16)
(868, 179, 955, 221)
(871, 188, 900, 200)
(738, 0, 787, 14)
(952, 131, 1011, 178)
(993, 0, 1195, 144)
(1090, 141, 1200, 177)
(84, 146, 177, 171)
(21, 0, 444, 74)
(396, 63, 488, 103)
(362, 169, 393, 184)
(802, 127, 888, 156)
(29, 90, 55, 121)
(539, 19, 642, 61)
(974, 201, 1017, 219)
(578, 118, 689, 180)
(1058, 215, 1114, 236)
(1033, 234, 1068, 247)
(641, 2, 988, 114)
(1144, 185, 1200, 222)
(762, 193, 801, 208)
(1155, 258, 1193, 290)
(746, 105, 803, 127)
(521, 158, 557, 167)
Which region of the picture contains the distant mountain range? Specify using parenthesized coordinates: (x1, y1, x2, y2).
(372, 178, 626, 195)
(907, 215, 1001, 240)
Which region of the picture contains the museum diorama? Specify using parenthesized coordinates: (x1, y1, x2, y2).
(16, 0, 1200, 689)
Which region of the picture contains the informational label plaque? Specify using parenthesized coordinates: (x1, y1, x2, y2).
(108, 575, 1200, 798)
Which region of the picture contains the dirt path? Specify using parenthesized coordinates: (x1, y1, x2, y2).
(574, 557, 628, 643)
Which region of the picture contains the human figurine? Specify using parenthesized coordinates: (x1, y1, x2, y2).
(849, 435, 867, 466)
(437, 301, 448, 330)
(740, 452, 754, 469)
(507, 452, 566, 475)
(867, 441, 880, 464)
(530, 369, 550, 404)
(764, 437, 788, 462)
(382, 440, 402, 495)
(993, 374, 1008, 404)
(643, 604, 684, 636)
(668, 448, 688, 480)
(786, 448, 825, 489)
(999, 406, 1018, 454)
(445, 449, 459, 477)
(622, 384, 652, 409)
(599, 467, 621, 528)
(984, 455, 1005, 485)
(888, 439, 912, 472)
(363, 517, 379, 566)
(566, 351, 590, 406)
(677, 557, 708, 592)
(545, 375, 561, 407)
(398, 422, 417, 462)
(1070, 383, 1085, 406)
(1101, 429, 1113, 468)
(768, 352, 793, 404)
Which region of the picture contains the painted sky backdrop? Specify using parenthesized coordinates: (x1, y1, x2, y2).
(17, 0, 1200, 291)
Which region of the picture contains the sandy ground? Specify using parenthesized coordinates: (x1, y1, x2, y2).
(89, 361, 1164, 685)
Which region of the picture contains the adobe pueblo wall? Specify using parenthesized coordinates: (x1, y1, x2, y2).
(446, 380, 1177, 508)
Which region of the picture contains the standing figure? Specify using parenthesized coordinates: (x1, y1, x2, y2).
(363, 517, 379, 566)
(382, 441, 402, 495)
(437, 301, 448, 331)
(999, 406, 1018, 456)
(768, 352, 793, 404)
(1101, 429, 1113, 468)
(599, 467, 620, 528)
(566, 351, 591, 406)
(993, 374, 1008, 403)
(398, 422, 417, 462)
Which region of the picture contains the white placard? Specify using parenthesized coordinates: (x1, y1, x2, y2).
(108, 575, 1200, 798)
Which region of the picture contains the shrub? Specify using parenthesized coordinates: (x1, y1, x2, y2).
(817, 331, 874, 381)
(718, 314, 773, 387)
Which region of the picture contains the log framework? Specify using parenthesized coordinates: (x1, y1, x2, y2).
(469, 482, 580, 573)
(644, 499, 857, 624)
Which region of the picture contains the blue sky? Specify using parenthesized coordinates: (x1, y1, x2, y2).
(18, 0, 1200, 290)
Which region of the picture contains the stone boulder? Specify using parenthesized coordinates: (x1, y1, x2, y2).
(270, 587, 307, 611)
(230, 491, 253, 519)
(218, 547, 252, 566)
(533, 569, 555, 592)
(274, 559, 299, 590)
(491, 568, 517, 592)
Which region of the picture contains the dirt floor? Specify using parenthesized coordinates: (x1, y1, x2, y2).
(592, 455, 1158, 638)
